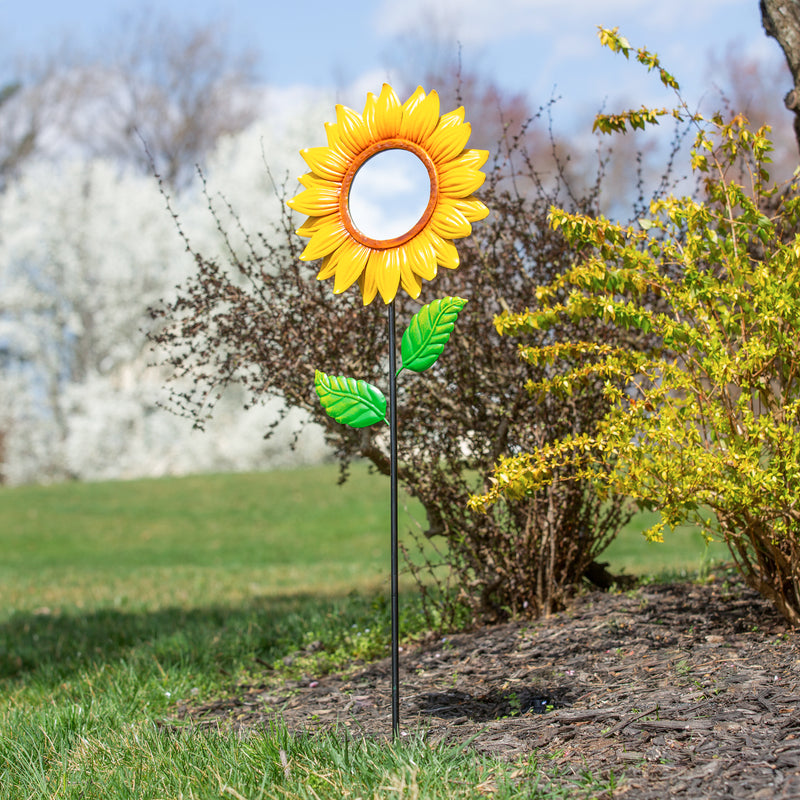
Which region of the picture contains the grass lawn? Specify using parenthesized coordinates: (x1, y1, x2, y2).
(604, 509, 729, 579)
(0, 463, 724, 798)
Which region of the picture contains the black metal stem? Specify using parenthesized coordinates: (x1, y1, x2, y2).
(387, 301, 400, 741)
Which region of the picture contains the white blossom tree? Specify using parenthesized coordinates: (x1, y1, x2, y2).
(0, 143, 327, 484)
(0, 158, 182, 480)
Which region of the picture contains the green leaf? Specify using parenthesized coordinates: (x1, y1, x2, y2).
(400, 296, 468, 373)
(314, 371, 387, 428)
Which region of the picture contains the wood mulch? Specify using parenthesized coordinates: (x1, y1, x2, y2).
(173, 573, 800, 799)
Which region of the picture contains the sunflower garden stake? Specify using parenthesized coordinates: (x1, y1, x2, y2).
(287, 84, 488, 739)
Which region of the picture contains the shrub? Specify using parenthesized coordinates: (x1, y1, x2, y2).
(150, 91, 633, 624)
(471, 31, 800, 626)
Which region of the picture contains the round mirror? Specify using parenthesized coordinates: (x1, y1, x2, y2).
(347, 148, 432, 242)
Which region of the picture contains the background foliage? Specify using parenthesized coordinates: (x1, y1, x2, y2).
(472, 31, 800, 624)
(0, 9, 796, 488)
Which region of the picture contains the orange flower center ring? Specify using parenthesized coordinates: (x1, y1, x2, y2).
(339, 139, 439, 250)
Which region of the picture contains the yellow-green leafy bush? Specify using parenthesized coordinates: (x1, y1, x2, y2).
(471, 30, 800, 625)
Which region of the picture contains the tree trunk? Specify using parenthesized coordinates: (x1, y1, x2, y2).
(761, 0, 800, 151)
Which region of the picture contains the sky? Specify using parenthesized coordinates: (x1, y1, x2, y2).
(2, 0, 788, 131)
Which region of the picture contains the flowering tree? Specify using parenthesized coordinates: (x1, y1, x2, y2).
(0, 144, 328, 483)
(0, 159, 184, 479)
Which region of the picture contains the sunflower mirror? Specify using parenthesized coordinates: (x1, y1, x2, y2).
(287, 83, 488, 305)
(287, 84, 488, 739)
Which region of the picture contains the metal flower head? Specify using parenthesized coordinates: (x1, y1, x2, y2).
(287, 84, 489, 305)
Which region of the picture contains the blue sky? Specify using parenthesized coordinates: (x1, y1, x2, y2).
(1, 0, 788, 129)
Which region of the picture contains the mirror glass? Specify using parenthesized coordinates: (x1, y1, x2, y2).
(347, 148, 431, 241)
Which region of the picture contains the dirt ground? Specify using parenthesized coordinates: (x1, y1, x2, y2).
(175, 573, 800, 799)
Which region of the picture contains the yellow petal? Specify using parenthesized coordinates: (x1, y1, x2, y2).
(297, 172, 337, 190)
(438, 166, 486, 197)
(287, 184, 340, 216)
(425, 111, 472, 164)
(400, 88, 441, 143)
(317, 253, 337, 281)
(369, 248, 401, 304)
(325, 121, 342, 149)
(336, 103, 373, 156)
(446, 148, 489, 171)
(430, 200, 472, 239)
(300, 146, 350, 181)
(296, 215, 327, 238)
(374, 84, 403, 140)
(400, 86, 425, 118)
(331, 238, 371, 294)
(434, 106, 465, 129)
(453, 196, 490, 222)
(358, 264, 378, 305)
(436, 237, 460, 269)
(361, 92, 379, 141)
(404, 237, 438, 281)
(299, 218, 349, 261)
(399, 258, 423, 299)
(420, 229, 460, 269)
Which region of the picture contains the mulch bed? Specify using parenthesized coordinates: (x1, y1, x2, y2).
(173, 573, 800, 799)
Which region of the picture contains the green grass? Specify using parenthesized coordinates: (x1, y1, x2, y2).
(1, 465, 424, 613)
(605, 509, 729, 579)
(0, 463, 718, 798)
